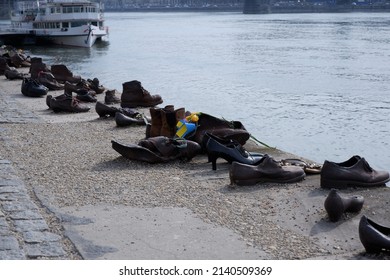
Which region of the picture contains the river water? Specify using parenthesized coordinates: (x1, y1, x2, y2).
(15, 12, 390, 170)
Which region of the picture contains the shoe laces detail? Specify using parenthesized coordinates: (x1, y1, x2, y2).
(141, 87, 151, 96)
(71, 98, 80, 107)
(362, 158, 373, 172)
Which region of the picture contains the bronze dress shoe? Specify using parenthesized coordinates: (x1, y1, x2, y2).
(115, 112, 147, 127)
(321, 155, 390, 189)
(359, 215, 390, 254)
(324, 189, 364, 222)
(229, 154, 305, 186)
(50, 95, 90, 113)
(21, 78, 48, 97)
(38, 72, 64, 90)
(4, 69, 24, 80)
(95, 101, 140, 118)
(111, 137, 201, 163)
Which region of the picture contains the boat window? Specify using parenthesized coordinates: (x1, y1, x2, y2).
(91, 22, 97, 26)
(50, 7, 61, 14)
(71, 22, 88, 27)
(63, 7, 72, 13)
(73, 6, 81, 13)
(62, 22, 69, 28)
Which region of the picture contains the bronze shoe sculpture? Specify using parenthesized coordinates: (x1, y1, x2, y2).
(64, 81, 97, 96)
(105, 89, 121, 104)
(29, 57, 50, 79)
(111, 137, 201, 163)
(87, 78, 105, 94)
(21, 78, 48, 97)
(38, 72, 64, 90)
(115, 112, 148, 127)
(229, 154, 305, 186)
(10, 52, 31, 68)
(75, 91, 97, 103)
(324, 189, 364, 222)
(188, 112, 250, 148)
(49, 95, 90, 113)
(120, 80, 163, 108)
(51, 64, 82, 83)
(321, 155, 390, 189)
(0, 56, 11, 75)
(359, 215, 390, 254)
(205, 132, 263, 170)
(147, 105, 185, 138)
(46, 93, 69, 109)
(4, 69, 24, 80)
(95, 101, 139, 118)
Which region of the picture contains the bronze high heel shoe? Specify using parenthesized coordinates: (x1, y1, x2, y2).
(205, 132, 263, 170)
(359, 215, 390, 253)
(324, 189, 364, 222)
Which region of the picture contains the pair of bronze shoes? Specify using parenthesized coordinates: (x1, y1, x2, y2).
(324, 189, 390, 254)
(95, 101, 149, 126)
(111, 136, 201, 163)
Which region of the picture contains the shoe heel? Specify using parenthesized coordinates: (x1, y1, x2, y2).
(208, 154, 218, 171)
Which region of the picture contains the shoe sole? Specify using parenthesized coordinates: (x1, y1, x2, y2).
(121, 100, 163, 108)
(321, 178, 390, 189)
(230, 173, 305, 186)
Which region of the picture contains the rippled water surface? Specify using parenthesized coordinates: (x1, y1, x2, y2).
(23, 12, 390, 169)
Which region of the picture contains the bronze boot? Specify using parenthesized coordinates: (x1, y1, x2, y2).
(149, 107, 163, 137)
(104, 89, 121, 104)
(29, 57, 50, 79)
(51, 64, 82, 83)
(160, 107, 185, 137)
(121, 80, 163, 108)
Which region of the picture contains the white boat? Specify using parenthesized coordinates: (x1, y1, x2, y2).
(0, 0, 108, 48)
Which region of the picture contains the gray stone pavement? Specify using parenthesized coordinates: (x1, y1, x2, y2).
(0, 82, 66, 259)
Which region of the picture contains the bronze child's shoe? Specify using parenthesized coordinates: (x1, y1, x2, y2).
(324, 189, 364, 222)
(105, 89, 121, 104)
